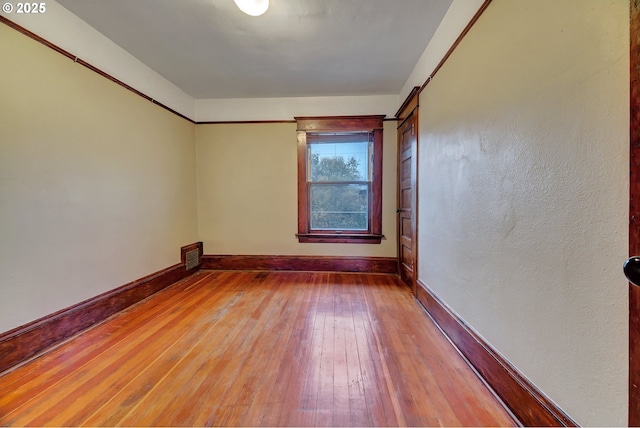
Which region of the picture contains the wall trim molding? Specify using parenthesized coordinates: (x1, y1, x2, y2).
(415, 280, 578, 427)
(197, 120, 297, 125)
(419, 0, 493, 94)
(201, 254, 397, 274)
(0, 16, 196, 124)
(0, 17, 403, 125)
(0, 246, 201, 375)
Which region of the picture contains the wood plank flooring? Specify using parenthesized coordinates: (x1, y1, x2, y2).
(0, 271, 517, 426)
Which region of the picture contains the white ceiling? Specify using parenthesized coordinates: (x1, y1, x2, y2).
(55, 0, 453, 99)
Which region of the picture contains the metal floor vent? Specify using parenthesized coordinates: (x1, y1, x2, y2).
(185, 248, 201, 271)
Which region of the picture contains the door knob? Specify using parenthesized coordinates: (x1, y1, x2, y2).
(624, 257, 640, 287)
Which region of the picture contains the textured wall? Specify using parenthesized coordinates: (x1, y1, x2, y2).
(0, 25, 198, 333)
(417, 0, 628, 425)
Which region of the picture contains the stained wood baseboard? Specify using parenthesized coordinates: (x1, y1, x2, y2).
(0, 245, 201, 374)
(415, 280, 577, 427)
(201, 254, 398, 274)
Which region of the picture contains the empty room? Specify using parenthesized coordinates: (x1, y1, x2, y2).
(0, 0, 631, 426)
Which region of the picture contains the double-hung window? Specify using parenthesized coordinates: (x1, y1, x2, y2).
(296, 116, 384, 244)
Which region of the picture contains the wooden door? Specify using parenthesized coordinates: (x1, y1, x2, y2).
(397, 89, 419, 292)
(631, 2, 640, 425)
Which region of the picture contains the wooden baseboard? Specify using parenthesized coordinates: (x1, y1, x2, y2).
(0, 246, 201, 374)
(201, 254, 398, 274)
(415, 280, 577, 427)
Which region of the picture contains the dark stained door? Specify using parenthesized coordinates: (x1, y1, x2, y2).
(397, 91, 418, 292)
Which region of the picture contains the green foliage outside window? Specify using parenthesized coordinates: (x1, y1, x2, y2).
(309, 153, 369, 230)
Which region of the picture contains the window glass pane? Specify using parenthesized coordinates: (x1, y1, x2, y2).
(309, 140, 369, 182)
(310, 183, 368, 230)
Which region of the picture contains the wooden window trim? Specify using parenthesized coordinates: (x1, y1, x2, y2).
(295, 115, 385, 244)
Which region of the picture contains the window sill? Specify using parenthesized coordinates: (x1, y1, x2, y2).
(296, 233, 384, 244)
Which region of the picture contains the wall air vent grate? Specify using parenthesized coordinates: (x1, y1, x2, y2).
(185, 248, 201, 271)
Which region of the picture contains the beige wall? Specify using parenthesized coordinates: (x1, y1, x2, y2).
(196, 122, 397, 257)
(416, 0, 628, 425)
(0, 25, 198, 333)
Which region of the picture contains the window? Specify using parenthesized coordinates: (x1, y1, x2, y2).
(296, 116, 384, 244)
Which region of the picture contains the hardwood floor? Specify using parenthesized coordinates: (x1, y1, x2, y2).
(0, 271, 517, 427)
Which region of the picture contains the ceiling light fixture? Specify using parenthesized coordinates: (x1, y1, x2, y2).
(233, 0, 269, 16)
